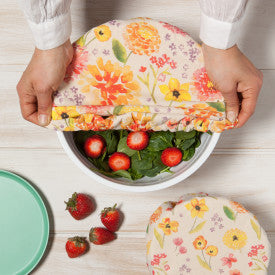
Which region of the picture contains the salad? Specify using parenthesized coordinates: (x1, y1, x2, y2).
(73, 130, 208, 181)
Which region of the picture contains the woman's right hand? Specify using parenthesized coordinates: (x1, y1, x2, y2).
(16, 39, 73, 126)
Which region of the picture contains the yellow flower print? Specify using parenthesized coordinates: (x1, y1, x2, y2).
(146, 240, 152, 255)
(205, 245, 218, 256)
(94, 25, 111, 42)
(159, 78, 191, 102)
(118, 105, 150, 115)
(52, 106, 80, 120)
(158, 218, 179, 235)
(211, 120, 227, 133)
(185, 198, 209, 218)
(193, 118, 210, 132)
(223, 228, 247, 250)
(193, 235, 207, 250)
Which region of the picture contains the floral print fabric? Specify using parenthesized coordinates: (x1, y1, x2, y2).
(49, 18, 236, 132)
(146, 193, 270, 274)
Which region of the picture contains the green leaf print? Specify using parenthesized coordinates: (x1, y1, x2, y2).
(223, 206, 236, 220)
(196, 255, 211, 271)
(113, 105, 124, 115)
(207, 102, 225, 112)
(154, 228, 164, 249)
(250, 218, 262, 240)
(189, 221, 206, 234)
(112, 39, 128, 63)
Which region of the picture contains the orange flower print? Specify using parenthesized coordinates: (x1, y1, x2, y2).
(150, 206, 162, 224)
(193, 68, 223, 101)
(75, 114, 113, 131)
(123, 22, 161, 56)
(229, 270, 242, 275)
(158, 218, 179, 235)
(230, 201, 248, 214)
(78, 57, 140, 105)
(193, 236, 207, 250)
(64, 44, 88, 83)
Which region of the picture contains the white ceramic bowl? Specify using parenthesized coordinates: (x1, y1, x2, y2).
(57, 131, 220, 192)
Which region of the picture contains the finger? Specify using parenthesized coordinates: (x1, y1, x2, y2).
(36, 88, 53, 126)
(236, 89, 258, 128)
(17, 80, 40, 125)
(221, 88, 240, 123)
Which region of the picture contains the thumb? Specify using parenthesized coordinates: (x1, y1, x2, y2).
(221, 89, 240, 123)
(36, 89, 53, 126)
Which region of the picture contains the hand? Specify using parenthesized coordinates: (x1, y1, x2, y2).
(202, 44, 263, 128)
(17, 40, 73, 126)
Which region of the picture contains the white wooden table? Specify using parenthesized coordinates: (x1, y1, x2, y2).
(0, 0, 274, 274)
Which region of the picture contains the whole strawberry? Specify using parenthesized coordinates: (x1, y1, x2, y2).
(89, 227, 116, 245)
(101, 204, 121, 232)
(65, 236, 88, 258)
(65, 192, 94, 220)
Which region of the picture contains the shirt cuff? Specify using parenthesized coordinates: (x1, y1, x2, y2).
(27, 12, 72, 50)
(199, 11, 243, 50)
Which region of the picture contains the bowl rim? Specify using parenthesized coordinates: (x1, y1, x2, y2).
(57, 131, 220, 192)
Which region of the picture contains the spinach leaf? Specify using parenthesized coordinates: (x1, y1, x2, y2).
(117, 137, 137, 156)
(147, 131, 174, 151)
(175, 130, 196, 140)
(178, 138, 196, 151)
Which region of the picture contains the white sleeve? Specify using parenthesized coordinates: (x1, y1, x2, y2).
(199, 0, 249, 49)
(18, 0, 72, 50)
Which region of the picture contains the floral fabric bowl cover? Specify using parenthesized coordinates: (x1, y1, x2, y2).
(49, 18, 236, 132)
(146, 193, 270, 275)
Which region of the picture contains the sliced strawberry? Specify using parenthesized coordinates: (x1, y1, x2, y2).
(65, 192, 94, 220)
(126, 131, 149, 150)
(108, 152, 130, 171)
(65, 236, 88, 258)
(89, 227, 116, 245)
(84, 135, 106, 158)
(161, 147, 182, 167)
(100, 204, 121, 232)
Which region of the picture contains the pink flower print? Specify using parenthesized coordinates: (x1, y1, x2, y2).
(162, 54, 170, 64)
(164, 264, 170, 271)
(157, 73, 166, 82)
(229, 270, 242, 275)
(179, 246, 187, 254)
(161, 22, 187, 36)
(221, 254, 237, 268)
(173, 237, 183, 246)
(64, 45, 88, 83)
(248, 261, 253, 267)
(193, 67, 223, 101)
(262, 255, 268, 262)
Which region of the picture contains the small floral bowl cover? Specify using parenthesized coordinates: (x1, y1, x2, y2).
(49, 18, 236, 132)
(146, 193, 271, 275)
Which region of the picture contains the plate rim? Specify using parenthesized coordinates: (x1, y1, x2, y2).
(0, 170, 49, 275)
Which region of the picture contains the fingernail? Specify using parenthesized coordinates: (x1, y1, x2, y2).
(38, 114, 50, 126)
(227, 111, 237, 123)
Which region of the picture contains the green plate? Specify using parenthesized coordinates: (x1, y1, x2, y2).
(0, 170, 49, 275)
